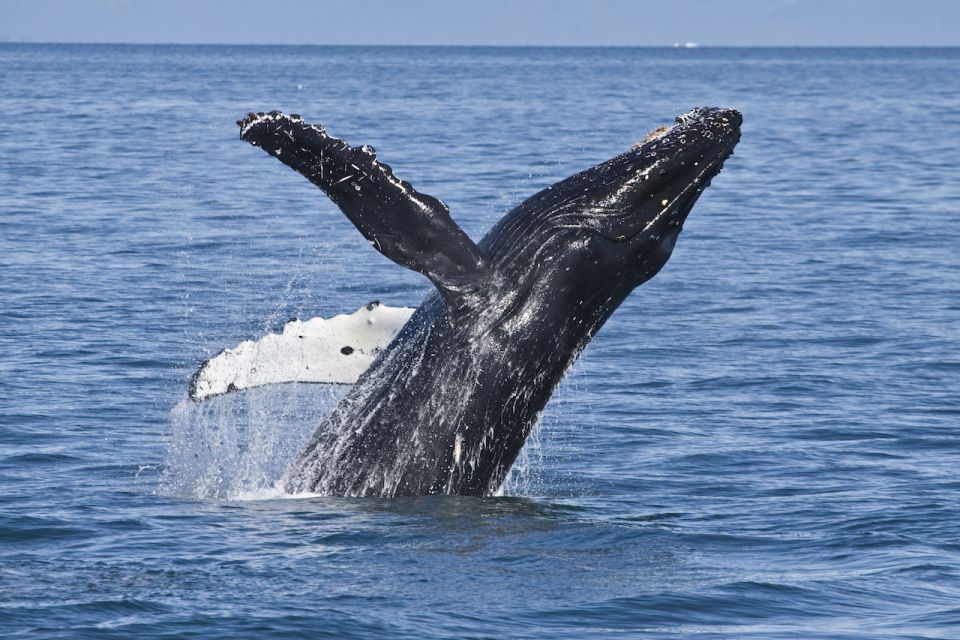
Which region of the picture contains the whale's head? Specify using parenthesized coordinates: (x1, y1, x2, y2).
(574, 107, 741, 284)
(487, 107, 741, 295)
(608, 106, 740, 254)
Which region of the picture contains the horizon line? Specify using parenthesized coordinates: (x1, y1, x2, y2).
(2, 41, 959, 49)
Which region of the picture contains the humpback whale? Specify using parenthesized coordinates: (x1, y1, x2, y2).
(234, 107, 741, 496)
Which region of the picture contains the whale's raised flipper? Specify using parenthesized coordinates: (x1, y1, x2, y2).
(189, 302, 416, 402)
(238, 112, 490, 314)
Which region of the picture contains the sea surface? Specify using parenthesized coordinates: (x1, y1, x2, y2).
(1, 44, 959, 638)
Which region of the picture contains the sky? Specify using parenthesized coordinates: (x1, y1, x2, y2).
(1, 0, 957, 47)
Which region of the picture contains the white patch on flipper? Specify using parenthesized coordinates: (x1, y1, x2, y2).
(190, 303, 415, 401)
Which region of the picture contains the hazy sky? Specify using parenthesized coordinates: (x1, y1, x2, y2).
(1, 0, 957, 46)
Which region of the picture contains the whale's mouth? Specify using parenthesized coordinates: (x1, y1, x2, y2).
(591, 107, 741, 243)
(635, 128, 739, 237)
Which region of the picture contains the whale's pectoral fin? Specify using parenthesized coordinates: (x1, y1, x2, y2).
(189, 302, 416, 402)
(238, 112, 490, 314)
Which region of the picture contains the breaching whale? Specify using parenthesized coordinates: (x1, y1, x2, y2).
(231, 107, 741, 496)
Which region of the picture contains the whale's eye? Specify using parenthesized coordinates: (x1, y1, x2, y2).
(341, 346, 355, 355)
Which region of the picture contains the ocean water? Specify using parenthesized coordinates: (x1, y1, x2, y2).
(1, 44, 959, 638)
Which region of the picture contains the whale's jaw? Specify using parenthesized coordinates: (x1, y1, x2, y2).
(577, 107, 742, 245)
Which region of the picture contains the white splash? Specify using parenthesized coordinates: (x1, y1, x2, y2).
(160, 384, 348, 501)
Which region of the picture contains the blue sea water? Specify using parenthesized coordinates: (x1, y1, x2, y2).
(1, 43, 959, 638)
